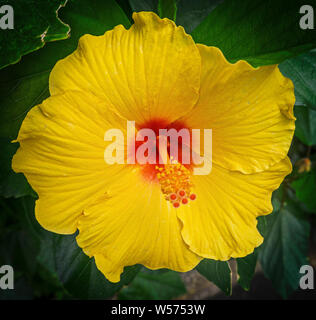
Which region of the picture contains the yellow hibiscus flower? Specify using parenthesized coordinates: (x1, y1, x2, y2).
(12, 11, 295, 283)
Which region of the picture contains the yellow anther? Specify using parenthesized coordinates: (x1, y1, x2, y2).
(155, 163, 195, 208)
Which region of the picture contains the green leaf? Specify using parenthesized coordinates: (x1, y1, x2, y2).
(158, 0, 177, 21)
(196, 259, 232, 295)
(128, 0, 158, 12)
(0, 196, 69, 299)
(0, 229, 38, 276)
(257, 212, 277, 238)
(118, 269, 186, 300)
(115, 0, 133, 22)
(0, 0, 130, 140)
(259, 200, 310, 298)
(280, 50, 316, 145)
(191, 0, 316, 67)
(12, 197, 42, 239)
(236, 249, 258, 291)
(129, 0, 222, 32)
(0, 197, 39, 277)
(37, 232, 140, 299)
(292, 169, 316, 213)
(0, 0, 70, 70)
(176, 0, 223, 34)
(280, 51, 316, 145)
(257, 188, 284, 237)
(0, 139, 35, 198)
(293, 106, 316, 145)
(279, 50, 316, 111)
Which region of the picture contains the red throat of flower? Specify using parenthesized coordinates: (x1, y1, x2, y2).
(135, 118, 197, 208)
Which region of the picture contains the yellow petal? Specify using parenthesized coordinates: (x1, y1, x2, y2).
(49, 11, 201, 124)
(176, 158, 292, 260)
(181, 45, 295, 174)
(76, 169, 202, 283)
(12, 91, 130, 234)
